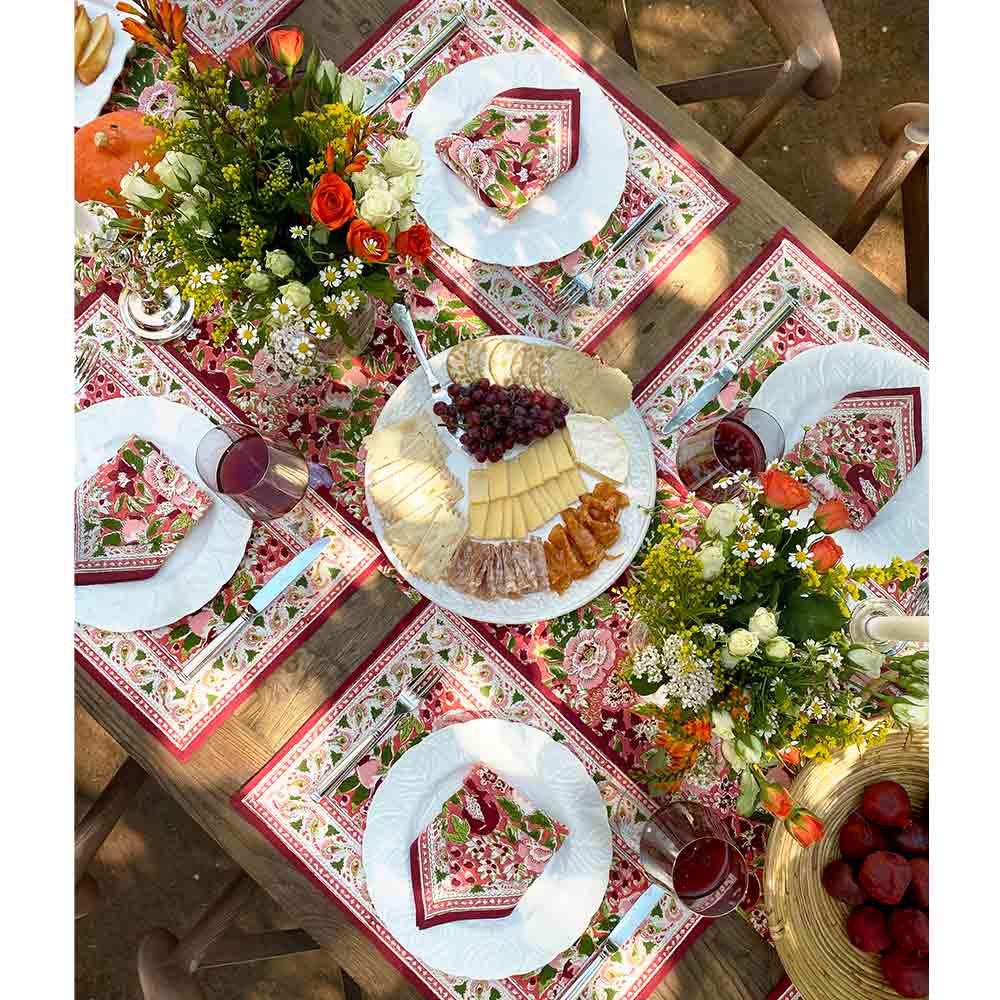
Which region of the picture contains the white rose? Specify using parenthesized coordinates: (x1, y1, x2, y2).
(176, 194, 212, 236)
(711, 708, 735, 741)
(351, 164, 388, 197)
(279, 280, 312, 309)
(120, 171, 163, 208)
(359, 184, 400, 227)
(695, 541, 724, 581)
(315, 59, 339, 91)
(765, 637, 793, 661)
(847, 645, 885, 679)
(389, 172, 417, 202)
(892, 696, 928, 728)
(154, 150, 205, 192)
(719, 649, 741, 669)
(705, 502, 740, 539)
(380, 136, 423, 178)
(338, 72, 367, 112)
(727, 628, 759, 659)
(395, 202, 416, 233)
(265, 250, 295, 277)
(748, 607, 779, 641)
(244, 270, 271, 292)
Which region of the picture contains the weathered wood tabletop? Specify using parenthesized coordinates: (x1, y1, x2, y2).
(75, 2, 929, 998)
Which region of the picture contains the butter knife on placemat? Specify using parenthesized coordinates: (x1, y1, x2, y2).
(177, 536, 332, 682)
(560, 883, 666, 1000)
(662, 300, 795, 438)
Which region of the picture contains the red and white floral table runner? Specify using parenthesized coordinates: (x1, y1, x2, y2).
(74, 289, 383, 759)
(178, 0, 304, 57)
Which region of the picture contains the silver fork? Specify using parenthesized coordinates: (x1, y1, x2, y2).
(309, 666, 441, 803)
(74, 341, 100, 394)
(550, 194, 668, 311)
(362, 12, 467, 114)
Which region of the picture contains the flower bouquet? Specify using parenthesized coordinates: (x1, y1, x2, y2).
(621, 465, 924, 845)
(76, 2, 433, 380)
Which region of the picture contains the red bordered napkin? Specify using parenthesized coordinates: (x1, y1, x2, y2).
(409, 762, 570, 928)
(434, 87, 581, 220)
(74, 435, 213, 585)
(788, 387, 923, 529)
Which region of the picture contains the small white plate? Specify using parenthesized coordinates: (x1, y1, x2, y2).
(409, 52, 628, 266)
(75, 397, 252, 632)
(75, 1, 134, 128)
(362, 719, 613, 979)
(751, 342, 929, 566)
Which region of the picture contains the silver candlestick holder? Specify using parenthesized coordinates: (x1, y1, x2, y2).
(848, 597, 929, 655)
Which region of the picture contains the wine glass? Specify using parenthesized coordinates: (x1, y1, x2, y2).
(196, 423, 315, 522)
(675, 405, 785, 501)
(639, 801, 750, 917)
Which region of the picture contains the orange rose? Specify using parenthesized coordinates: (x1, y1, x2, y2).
(760, 468, 812, 510)
(265, 26, 304, 73)
(813, 499, 851, 532)
(809, 536, 844, 572)
(346, 218, 389, 262)
(395, 223, 432, 262)
(310, 173, 355, 230)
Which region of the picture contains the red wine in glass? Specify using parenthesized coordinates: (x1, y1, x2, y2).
(676, 406, 784, 501)
(671, 837, 748, 914)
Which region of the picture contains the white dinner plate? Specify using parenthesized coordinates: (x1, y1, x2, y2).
(751, 342, 929, 566)
(365, 336, 656, 624)
(362, 719, 613, 979)
(75, 1, 135, 128)
(409, 52, 629, 266)
(75, 397, 252, 632)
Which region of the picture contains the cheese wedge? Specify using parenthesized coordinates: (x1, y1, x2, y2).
(521, 490, 545, 531)
(548, 433, 574, 473)
(391, 472, 462, 522)
(501, 498, 514, 539)
(469, 503, 488, 538)
(507, 456, 528, 496)
(565, 413, 629, 483)
(411, 507, 466, 581)
(519, 445, 544, 489)
(468, 468, 489, 504)
(536, 437, 558, 481)
(370, 463, 437, 514)
(511, 498, 527, 539)
(484, 502, 503, 540)
(384, 498, 440, 565)
(487, 461, 509, 500)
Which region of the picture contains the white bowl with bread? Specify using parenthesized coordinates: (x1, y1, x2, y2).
(75, 2, 134, 127)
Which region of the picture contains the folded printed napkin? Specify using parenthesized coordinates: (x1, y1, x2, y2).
(74, 435, 213, 586)
(434, 87, 581, 220)
(787, 386, 923, 529)
(409, 762, 570, 928)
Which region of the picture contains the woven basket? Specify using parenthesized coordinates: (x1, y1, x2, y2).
(763, 728, 929, 1000)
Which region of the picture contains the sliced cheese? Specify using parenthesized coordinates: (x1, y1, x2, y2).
(548, 433, 574, 473)
(536, 482, 562, 520)
(568, 467, 588, 497)
(469, 503, 488, 538)
(519, 445, 544, 488)
(511, 498, 527, 539)
(370, 463, 437, 516)
(487, 461, 509, 500)
(468, 468, 489, 504)
(521, 490, 545, 531)
(484, 502, 503, 540)
(561, 427, 578, 463)
(501, 498, 514, 539)
(552, 472, 577, 509)
(536, 437, 558, 481)
(565, 413, 630, 483)
(411, 506, 466, 581)
(392, 472, 462, 522)
(507, 456, 528, 496)
(559, 469, 585, 502)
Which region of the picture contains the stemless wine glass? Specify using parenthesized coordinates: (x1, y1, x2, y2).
(639, 801, 750, 917)
(675, 405, 785, 501)
(196, 423, 311, 522)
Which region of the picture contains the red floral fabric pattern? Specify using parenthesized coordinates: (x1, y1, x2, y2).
(74, 435, 213, 585)
(410, 762, 570, 928)
(435, 87, 580, 219)
(786, 387, 923, 529)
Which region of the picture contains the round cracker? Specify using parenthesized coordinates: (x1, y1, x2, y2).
(576, 365, 634, 418)
(508, 343, 534, 388)
(446, 340, 477, 385)
(544, 349, 600, 402)
(468, 338, 494, 382)
(488, 339, 521, 386)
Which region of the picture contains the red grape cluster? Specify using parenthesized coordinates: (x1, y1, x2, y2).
(432, 379, 570, 463)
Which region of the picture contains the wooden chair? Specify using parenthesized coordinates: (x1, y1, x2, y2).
(137, 871, 353, 999)
(834, 102, 929, 318)
(75, 754, 149, 919)
(604, 0, 842, 157)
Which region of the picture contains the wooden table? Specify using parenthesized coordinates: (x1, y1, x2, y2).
(76, 2, 929, 998)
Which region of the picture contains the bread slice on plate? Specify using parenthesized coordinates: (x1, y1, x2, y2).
(77, 13, 113, 85)
(75, 6, 92, 66)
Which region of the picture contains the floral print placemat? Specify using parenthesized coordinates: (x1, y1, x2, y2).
(768, 978, 800, 1000)
(235, 601, 707, 1000)
(74, 289, 383, 759)
(345, 0, 737, 350)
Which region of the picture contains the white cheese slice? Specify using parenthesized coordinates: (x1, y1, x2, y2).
(565, 413, 629, 483)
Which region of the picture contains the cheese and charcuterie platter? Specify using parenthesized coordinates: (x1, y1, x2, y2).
(363, 335, 655, 624)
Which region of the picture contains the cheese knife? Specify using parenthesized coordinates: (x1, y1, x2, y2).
(662, 300, 795, 437)
(177, 536, 333, 682)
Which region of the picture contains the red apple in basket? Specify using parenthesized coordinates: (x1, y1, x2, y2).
(822, 859, 867, 906)
(894, 820, 929, 856)
(859, 850, 912, 905)
(889, 908, 929, 955)
(846, 905, 893, 952)
(862, 781, 912, 829)
(907, 857, 929, 909)
(839, 810, 889, 859)
(881, 948, 929, 997)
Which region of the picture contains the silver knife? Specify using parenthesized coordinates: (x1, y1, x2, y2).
(560, 884, 666, 1000)
(663, 300, 795, 437)
(177, 536, 333, 682)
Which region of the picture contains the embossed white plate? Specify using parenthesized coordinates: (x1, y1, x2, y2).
(751, 342, 929, 566)
(409, 52, 628, 266)
(365, 336, 656, 624)
(75, 397, 252, 632)
(362, 719, 613, 978)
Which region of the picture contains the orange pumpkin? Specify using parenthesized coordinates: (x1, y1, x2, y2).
(75, 110, 163, 209)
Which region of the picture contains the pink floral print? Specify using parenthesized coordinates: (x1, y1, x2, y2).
(563, 628, 617, 690)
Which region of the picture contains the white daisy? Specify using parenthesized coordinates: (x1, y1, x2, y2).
(820, 649, 843, 668)
(319, 265, 342, 288)
(187, 272, 203, 290)
(270, 297, 295, 323)
(236, 323, 257, 347)
(788, 546, 813, 568)
(311, 320, 332, 341)
(756, 543, 776, 565)
(290, 334, 315, 359)
(792, 465, 810, 480)
(781, 514, 803, 531)
(338, 289, 361, 316)
(342, 256, 364, 278)
(290, 225, 309, 240)
(204, 264, 226, 285)
(732, 537, 754, 560)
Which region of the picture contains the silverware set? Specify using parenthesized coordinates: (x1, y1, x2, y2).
(74, 341, 100, 394)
